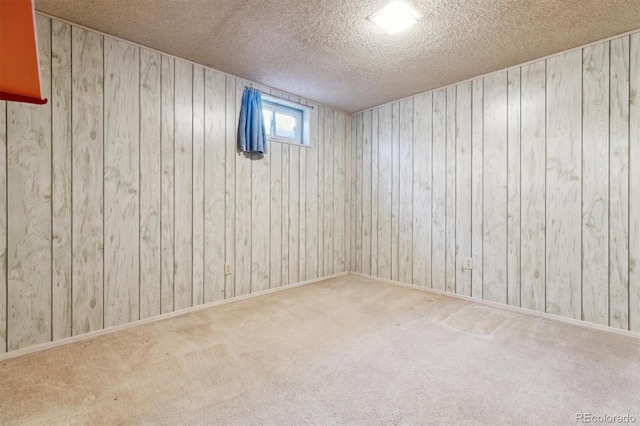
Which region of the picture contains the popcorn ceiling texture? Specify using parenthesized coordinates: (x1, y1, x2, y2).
(35, 0, 640, 112)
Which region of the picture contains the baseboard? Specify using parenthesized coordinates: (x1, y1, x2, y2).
(349, 272, 639, 339)
(0, 271, 349, 361)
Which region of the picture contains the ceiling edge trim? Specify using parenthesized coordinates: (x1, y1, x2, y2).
(34, 10, 350, 115)
(353, 25, 640, 115)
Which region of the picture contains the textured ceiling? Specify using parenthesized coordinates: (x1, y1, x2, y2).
(35, 0, 640, 112)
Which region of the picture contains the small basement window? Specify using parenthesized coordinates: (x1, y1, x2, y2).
(261, 94, 310, 146)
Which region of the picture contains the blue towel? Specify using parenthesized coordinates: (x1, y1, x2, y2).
(238, 88, 267, 154)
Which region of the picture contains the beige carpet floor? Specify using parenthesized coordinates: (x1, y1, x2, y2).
(0, 274, 638, 425)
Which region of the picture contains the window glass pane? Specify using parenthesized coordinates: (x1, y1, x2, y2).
(262, 109, 273, 136)
(261, 97, 305, 144)
(275, 112, 296, 139)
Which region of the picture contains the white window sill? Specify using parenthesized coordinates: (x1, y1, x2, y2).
(268, 137, 310, 148)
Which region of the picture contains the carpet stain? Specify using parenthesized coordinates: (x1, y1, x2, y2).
(440, 304, 510, 336)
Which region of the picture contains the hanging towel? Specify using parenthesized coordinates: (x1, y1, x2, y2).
(238, 87, 267, 154)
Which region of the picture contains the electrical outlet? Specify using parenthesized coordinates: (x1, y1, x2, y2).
(463, 258, 473, 270)
(224, 262, 232, 275)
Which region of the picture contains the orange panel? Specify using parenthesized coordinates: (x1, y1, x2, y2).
(0, 0, 46, 104)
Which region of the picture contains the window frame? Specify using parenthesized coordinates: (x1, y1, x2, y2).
(261, 94, 311, 147)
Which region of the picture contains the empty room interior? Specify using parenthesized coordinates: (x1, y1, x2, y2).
(0, 0, 639, 424)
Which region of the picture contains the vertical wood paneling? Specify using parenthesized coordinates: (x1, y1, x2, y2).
(507, 69, 521, 306)
(352, 31, 639, 332)
(203, 69, 226, 302)
(343, 112, 349, 272)
(546, 50, 582, 319)
(104, 37, 140, 327)
(223, 76, 235, 298)
(355, 112, 362, 273)
(192, 66, 205, 306)
(455, 82, 472, 296)
(432, 90, 446, 291)
(174, 59, 193, 309)
(391, 102, 400, 282)
(305, 105, 319, 279)
(281, 142, 290, 286)
(235, 80, 251, 296)
(51, 20, 72, 339)
(323, 109, 334, 275)
(269, 141, 282, 287)
(1, 15, 353, 353)
(609, 37, 630, 329)
(581, 42, 609, 325)
(370, 109, 379, 276)
(399, 99, 414, 284)
(349, 113, 356, 273)
(292, 100, 304, 281)
(377, 105, 392, 279)
(520, 61, 546, 312)
(483, 71, 508, 304)
(0, 100, 6, 352)
(160, 56, 175, 312)
(251, 134, 270, 294)
(412, 93, 432, 287)
(139, 49, 161, 318)
(72, 26, 104, 334)
(628, 33, 640, 332)
(317, 107, 325, 276)
(7, 16, 52, 350)
(445, 88, 456, 293)
(253, 84, 273, 292)
(471, 79, 483, 299)
(289, 145, 300, 283)
(273, 92, 289, 285)
(630, 33, 640, 332)
(362, 110, 371, 275)
(299, 117, 307, 279)
(334, 112, 346, 272)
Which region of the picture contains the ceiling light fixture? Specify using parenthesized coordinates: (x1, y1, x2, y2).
(368, 1, 422, 35)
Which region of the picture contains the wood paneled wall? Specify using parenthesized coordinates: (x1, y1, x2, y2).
(0, 15, 350, 353)
(351, 31, 640, 332)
